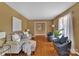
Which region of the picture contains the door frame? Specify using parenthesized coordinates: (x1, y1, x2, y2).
(34, 21, 47, 36)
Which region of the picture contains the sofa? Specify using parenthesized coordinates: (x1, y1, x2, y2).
(5, 32, 24, 54)
(5, 31, 36, 55)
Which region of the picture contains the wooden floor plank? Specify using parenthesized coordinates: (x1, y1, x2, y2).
(33, 36, 58, 56)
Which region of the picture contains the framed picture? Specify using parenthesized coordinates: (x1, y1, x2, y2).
(13, 16, 22, 32)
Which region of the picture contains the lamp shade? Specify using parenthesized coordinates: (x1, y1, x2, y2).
(51, 25, 55, 27)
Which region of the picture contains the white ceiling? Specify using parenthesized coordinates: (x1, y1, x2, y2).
(6, 2, 76, 20)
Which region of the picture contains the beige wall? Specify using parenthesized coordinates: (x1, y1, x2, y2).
(27, 20, 53, 35)
(0, 3, 28, 34)
(52, 3, 79, 52)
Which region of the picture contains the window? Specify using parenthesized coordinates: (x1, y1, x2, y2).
(58, 13, 75, 53)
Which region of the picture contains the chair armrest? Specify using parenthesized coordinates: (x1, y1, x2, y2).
(55, 41, 70, 47)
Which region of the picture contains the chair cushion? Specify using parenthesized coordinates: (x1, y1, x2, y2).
(6, 40, 18, 45)
(53, 38, 60, 43)
(59, 36, 68, 44)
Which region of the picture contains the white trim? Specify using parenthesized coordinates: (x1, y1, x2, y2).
(34, 21, 47, 36)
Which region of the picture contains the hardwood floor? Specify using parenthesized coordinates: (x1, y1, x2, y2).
(33, 36, 58, 56)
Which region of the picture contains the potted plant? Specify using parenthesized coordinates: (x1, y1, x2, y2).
(53, 29, 64, 38)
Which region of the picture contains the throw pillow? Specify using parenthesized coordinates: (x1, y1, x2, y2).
(23, 32, 30, 37)
(12, 33, 20, 42)
(59, 36, 68, 44)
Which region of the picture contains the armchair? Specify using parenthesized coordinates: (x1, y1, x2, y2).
(52, 36, 71, 56)
(47, 32, 53, 41)
(22, 34, 36, 55)
(55, 40, 71, 56)
(6, 41, 23, 53)
(6, 32, 24, 54)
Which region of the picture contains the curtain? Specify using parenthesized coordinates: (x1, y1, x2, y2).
(58, 13, 75, 53)
(58, 17, 64, 37)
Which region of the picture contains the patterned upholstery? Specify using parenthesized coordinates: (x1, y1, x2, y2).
(53, 37, 71, 56)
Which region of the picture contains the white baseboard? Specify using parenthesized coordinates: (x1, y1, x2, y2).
(33, 34, 47, 37)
